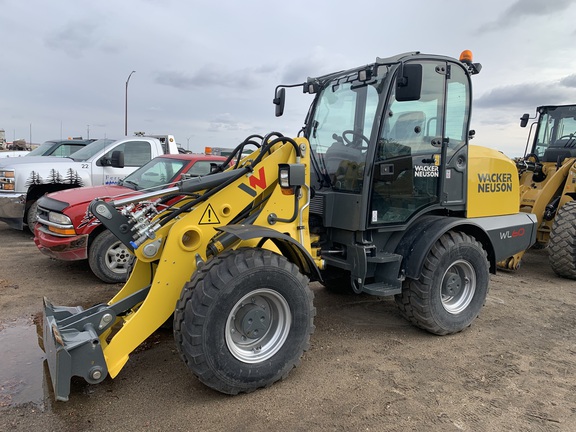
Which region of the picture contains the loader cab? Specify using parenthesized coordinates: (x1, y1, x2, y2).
(525, 105, 576, 162)
(305, 53, 473, 231)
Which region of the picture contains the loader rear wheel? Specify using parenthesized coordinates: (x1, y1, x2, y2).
(88, 230, 135, 283)
(174, 248, 315, 395)
(549, 200, 576, 279)
(395, 231, 489, 335)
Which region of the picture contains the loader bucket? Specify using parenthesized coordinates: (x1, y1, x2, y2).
(42, 298, 108, 401)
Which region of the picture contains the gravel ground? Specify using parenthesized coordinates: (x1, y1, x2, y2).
(0, 223, 575, 431)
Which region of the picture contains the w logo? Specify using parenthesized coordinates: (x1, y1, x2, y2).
(238, 167, 267, 197)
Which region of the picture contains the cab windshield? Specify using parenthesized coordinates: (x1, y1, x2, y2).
(70, 139, 116, 162)
(533, 106, 576, 158)
(27, 141, 59, 156)
(308, 68, 386, 192)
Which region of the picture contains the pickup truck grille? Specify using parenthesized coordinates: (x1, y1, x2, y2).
(36, 206, 50, 225)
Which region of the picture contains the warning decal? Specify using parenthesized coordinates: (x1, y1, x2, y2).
(199, 204, 220, 225)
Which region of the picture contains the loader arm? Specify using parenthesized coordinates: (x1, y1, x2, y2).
(43, 137, 318, 400)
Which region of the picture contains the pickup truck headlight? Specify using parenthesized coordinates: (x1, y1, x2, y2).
(0, 170, 15, 190)
(48, 212, 73, 226)
(45, 212, 76, 236)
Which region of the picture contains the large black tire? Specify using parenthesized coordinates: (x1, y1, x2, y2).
(174, 248, 315, 395)
(549, 200, 576, 279)
(88, 230, 135, 283)
(26, 200, 39, 231)
(395, 231, 489, 335)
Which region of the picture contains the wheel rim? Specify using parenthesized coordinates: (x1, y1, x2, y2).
(440, 259, 476, 314)
(105, 241, 134, 275)
(225, 288, 291, 363)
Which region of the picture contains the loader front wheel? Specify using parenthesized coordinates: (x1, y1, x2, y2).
(174, 248, 315, 395)
(549, 200, 576, 279)
(395, 231, 489, 335)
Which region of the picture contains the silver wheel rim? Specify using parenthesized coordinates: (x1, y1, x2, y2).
(106, 241, 133, 275)
(225, 288, 291, 363)
(441, 259, 476, 314)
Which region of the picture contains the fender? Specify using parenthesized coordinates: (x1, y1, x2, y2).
(395, 213, 537, 279)
(394, 216, 479, 280)
(216, 224, 321, 281)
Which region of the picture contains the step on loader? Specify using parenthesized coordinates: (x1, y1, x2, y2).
(42, 50, 537, 401)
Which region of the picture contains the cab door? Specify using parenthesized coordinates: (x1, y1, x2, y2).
(369, 60, 470, 224)
(95, 140, 153, 185)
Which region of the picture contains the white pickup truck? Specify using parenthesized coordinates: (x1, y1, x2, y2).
(0, 134, 179, 230)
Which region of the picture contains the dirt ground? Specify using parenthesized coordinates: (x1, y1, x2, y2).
(0, 222, 575, 432)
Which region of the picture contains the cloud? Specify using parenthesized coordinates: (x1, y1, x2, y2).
(475, 75, 576, 109)
(280, 46, 350, 83)
(478, 0, 574, 32)
(155, 64, 277, 90)
(208, 113, 252, 132)
(44, 20, 100, 58)
(560, 74, 576, 88)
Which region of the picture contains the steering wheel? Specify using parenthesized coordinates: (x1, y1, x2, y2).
(559, 134, 576, 148)
(342, 130, 369, 150)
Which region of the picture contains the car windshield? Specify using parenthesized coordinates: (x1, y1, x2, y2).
(27, 141, 58, 156)
(70, 139, 116, 162)
(120, 157, 188, 190)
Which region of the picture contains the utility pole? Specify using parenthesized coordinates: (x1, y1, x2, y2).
(124, 71, 136, 136)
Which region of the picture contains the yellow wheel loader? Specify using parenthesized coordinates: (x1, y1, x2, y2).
(42, 51, 537, 401)
(499, 105, 576, 278)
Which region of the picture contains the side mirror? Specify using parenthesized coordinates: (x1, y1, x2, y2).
(274, 87, 286, 117)
(110, 150, 125, 168)
(520, 113, 530, 128)
(395, 63, 422, 102)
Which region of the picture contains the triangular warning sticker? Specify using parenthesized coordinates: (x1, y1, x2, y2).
(199, 204, 220, 225)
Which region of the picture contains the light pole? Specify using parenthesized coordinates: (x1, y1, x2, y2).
(124, 70, 136, 136)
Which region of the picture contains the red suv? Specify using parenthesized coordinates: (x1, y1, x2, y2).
(34, 153, 227, 283)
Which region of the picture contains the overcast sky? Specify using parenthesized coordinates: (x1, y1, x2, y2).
(2, 0, 576, 157)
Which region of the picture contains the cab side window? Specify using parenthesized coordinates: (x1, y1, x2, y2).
(104, 141, 152, 167)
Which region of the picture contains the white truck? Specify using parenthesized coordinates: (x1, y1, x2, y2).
(0, 134, 179, 230)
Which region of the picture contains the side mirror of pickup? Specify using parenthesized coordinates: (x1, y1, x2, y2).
(99, 150, 124, 168)
(108, 150, 124, 168)
(110, 151, 125, 168)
